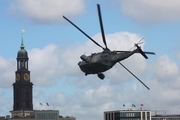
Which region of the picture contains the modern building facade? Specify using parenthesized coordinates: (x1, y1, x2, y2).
(152, 114, 180, 120)
(104, 110, 151, 120)
(104, 109, 180, 120)
(2, 110, 75, 120)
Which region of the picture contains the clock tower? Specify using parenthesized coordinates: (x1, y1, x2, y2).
(11, 31, 33, 117)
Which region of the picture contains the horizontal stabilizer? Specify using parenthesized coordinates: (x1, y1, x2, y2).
(143, 51, 155, 55)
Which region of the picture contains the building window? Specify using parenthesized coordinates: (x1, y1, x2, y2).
(147, 112, 150, 120)
(115, 113, 120, 120)
(37, 113, 57, 119)
(111, 113, 114, 120)
(142, 112, 146, 120)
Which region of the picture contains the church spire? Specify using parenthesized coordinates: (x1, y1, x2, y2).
(17, 30, 28, 58)
(21, 30, 25, 49)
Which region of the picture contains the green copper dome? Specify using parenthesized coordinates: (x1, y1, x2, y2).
(17, 38, 28, 58)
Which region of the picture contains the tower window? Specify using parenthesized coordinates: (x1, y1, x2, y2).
(20, 61, 25, 69)
(18, 60, 28, 70)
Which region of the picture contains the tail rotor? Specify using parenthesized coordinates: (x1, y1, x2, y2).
(134, 38, 155, 59)
(134, 37, 144, 48)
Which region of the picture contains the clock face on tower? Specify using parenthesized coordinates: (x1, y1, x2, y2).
(16, 73, 20, 81)
(24, 73, 30, 81)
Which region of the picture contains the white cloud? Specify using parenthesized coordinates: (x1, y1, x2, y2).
(0, 56, 15, 88)
(119, 0, 180, 24)
(29, 44, 62, 86)
(153, 55, 179, 80)
(33, 89, 44, 99)
(7, 0, 85, 24)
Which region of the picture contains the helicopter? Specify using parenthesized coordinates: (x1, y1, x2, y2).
(63, 4, 155, 90)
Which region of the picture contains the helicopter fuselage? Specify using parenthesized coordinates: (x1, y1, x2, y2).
(78, 49, 138, 75)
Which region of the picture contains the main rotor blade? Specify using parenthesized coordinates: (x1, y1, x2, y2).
(118, 62, 150, 90)
(63, 16, 104, 50)
(97, 4, 108, 49)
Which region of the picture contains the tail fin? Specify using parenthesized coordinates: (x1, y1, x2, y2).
(136, 45, 148, 59)
(138, 47, 148, 59)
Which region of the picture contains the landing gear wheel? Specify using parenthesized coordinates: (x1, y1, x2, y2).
(97, 73, 105, 80)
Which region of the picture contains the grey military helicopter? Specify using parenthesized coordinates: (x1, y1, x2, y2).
(63, 4, 155, 90)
